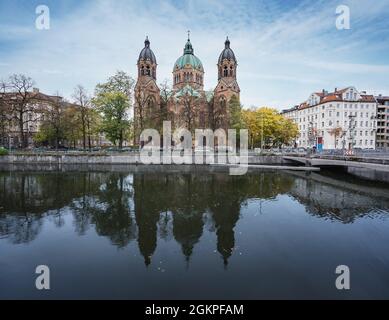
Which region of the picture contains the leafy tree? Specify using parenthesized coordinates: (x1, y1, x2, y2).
(243, 107, 299, 149)
(228, 95, 244, 131)
(95, 71, 135, 97)
(93, 92, 130, 148)
(94, 71, 134, 148)
(34, 95, 67, 148)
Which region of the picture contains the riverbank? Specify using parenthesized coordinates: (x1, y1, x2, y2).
(0, 153, 287, 165)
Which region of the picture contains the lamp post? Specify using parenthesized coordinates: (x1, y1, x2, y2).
(348, 114, 356, 152)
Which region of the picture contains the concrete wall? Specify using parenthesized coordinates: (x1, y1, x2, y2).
(0, 154, 285, 165)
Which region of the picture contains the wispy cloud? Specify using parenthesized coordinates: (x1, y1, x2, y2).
(0, 0, 388, 108)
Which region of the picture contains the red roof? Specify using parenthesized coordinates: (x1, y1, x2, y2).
(285, 87, 377, 112)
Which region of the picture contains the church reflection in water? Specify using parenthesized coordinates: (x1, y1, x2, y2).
(1, 169, 389, 266)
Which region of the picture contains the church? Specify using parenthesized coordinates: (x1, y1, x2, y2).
(134, 33, 240, 145)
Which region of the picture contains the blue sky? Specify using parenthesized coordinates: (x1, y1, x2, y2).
(1, 0, 389, 109)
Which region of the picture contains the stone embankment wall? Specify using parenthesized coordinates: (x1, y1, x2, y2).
(0, 154, 285, 165)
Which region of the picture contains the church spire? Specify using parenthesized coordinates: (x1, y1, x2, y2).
(184, 31, 194, 55)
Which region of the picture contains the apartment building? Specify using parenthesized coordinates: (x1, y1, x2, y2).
(281, 87, 377, 150)
(0, 88, 63, 148)
(376, 95, 389, 149)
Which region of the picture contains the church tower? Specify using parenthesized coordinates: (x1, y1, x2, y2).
(214, 37, 240, 126)
(134, 37, 161, 145)
(172, 33, 204, 91)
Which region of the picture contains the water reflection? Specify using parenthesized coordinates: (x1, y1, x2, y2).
(1, 169, 389, 267)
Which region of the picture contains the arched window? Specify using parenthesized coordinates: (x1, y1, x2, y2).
(224, 66, 228, 77)
(141, 66, 145, 76)
(147, 97, 155, 115)
(146, 66, 150, 76)
(220, 97, 226, 109)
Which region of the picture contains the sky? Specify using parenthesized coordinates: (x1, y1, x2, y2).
(0, 0, 389, 110)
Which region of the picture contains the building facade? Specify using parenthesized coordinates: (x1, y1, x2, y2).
(0, 88, 63, 148)
(134, 35, 240, 145)
(376, 95, 389, 149)
(0, 88, 109, 149)
(282, 87, 377, 150)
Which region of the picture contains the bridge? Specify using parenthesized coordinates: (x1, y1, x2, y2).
(283, 155, 389, 172)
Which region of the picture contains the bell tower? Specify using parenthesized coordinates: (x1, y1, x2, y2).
(214, 37, 240, 103)
(134, 37, 161, 145)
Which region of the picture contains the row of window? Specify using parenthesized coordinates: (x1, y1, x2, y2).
(296, 103, 375, 115)
(174, 72, 203, 85)
(298, 111, 375, 123)
(140, 65, 156, 78)
(300, 120, 376, 130)
(300, 130, 374, 138)
(298, 139, 375, 147)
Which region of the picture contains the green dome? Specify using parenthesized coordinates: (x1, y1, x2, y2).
(174, 38, 204, 71)
(174, 54, 203, 71)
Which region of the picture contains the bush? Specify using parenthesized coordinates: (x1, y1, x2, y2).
(0, 147, 9, 156)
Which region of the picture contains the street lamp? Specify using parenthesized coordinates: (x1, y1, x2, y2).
(348, 114, 356, 151)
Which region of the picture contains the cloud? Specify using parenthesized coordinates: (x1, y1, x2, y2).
(0, 0, 388, 109)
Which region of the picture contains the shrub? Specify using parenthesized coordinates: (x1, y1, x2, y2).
(0, 147, 9, 156)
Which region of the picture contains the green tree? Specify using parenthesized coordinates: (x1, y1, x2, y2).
(34, 95, 67, 148)
(95, 71, 135, 97)
(93, 92, 130, 148)
(243, 107, 299, 149)
(94, 71, 134, 148)
(228, 95, 244, 131)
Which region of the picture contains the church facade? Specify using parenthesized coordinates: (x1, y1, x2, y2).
(134, 34, 240, 145)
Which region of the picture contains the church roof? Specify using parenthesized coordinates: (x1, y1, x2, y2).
(174, 38, 204, 72)
(138, 37, 157, 64)
(218, 37, 236, 64)
(174, 84, 202, 101)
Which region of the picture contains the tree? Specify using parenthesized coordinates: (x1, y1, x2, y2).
(94, 71, 134, 148)
(176, 86, 201, 133)
(34, 94, 67, 149)
(0, 82, 9, 146)
(274, 116, 299, 147)
(93, 92, 130, 148)
(329, 127, 343, 149)
(134, 89, 154, 135)
(209, 93, 232, 131)
(243, 107, 299, 149)
(72, 85, 94, 150)
(95, 71, 135, 97)
(62, 105, 83, 148)
(228, 95, 244, 131)
(2, 74, 40, 148)
(159, 80, 172, 128)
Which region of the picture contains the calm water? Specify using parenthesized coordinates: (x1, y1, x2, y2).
(1, 166, 389, 299)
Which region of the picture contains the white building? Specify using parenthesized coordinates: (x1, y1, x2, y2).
(282, 87, 377, 150)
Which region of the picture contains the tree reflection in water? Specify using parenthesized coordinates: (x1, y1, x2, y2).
(1, 169, 388, 266)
